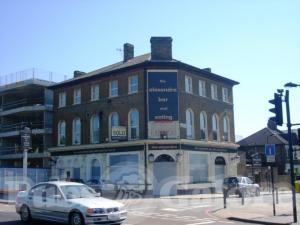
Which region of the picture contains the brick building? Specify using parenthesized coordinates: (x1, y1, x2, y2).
(48, 37, 239, 196)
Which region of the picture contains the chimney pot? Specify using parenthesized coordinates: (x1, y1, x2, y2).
(123, 43, 134, 62)
(150, 36, 173, 60)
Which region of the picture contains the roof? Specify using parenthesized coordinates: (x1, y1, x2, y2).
(51, 53, 239, 88)
(237, 127, 288, 147)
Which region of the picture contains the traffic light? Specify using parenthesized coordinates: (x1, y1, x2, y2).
(269, 93, 283, 126)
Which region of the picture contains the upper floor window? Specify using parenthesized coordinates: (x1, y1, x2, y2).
(222, 87, 229, 103)
(73, 88, 81, 104)
(129, 76, 138, 94)
(58, 92, 66, 107)
(72, 118, 81, 145)
(223, 116, 230, 142)
(58, 120, 66, 146)
(186, 109, 195, 139)
(90, 114, 100, 144)
(211, 84, 218, 100)
(185, 76, 193, 94)
(128, 109, 139, 140)
(110, 80, 118, 97)
(212, 114, 219, 141)
(199, 80, 206, 97)
(199, 112, 207, 140)
(91, 84, 99, 101)
(109, 112, 119, 141)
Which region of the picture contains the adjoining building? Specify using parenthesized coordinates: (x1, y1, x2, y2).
(48, 37, 239, 196)
(0, 70, 55, 168)
(237, 126, 300, 190)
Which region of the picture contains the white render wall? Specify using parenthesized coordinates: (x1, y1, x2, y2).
(51, 149, 238, 191)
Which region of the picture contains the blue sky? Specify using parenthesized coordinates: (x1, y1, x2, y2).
(0, 0, 299, 139)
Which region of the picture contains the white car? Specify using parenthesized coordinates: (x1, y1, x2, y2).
(15, 181, 127, 225)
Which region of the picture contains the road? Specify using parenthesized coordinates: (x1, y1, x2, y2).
(0, 196, 253, 225)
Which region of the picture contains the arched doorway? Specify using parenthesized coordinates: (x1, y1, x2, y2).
(90, 159, 101, 181)
(153, 154, 177, 196)
(215, 156, 226, 193)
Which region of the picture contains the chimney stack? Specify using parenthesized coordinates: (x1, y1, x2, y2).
(123, 43, 134, 62)
(150, 36, 173, 60)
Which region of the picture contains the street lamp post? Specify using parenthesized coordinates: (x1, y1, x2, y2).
(284, 82, 299, 223)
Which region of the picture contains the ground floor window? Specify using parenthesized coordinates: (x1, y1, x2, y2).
(189, 153, 208, 183)
(109, 153, 139, 184)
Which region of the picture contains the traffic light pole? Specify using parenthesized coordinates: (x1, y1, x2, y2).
(285, 90, 297, 223)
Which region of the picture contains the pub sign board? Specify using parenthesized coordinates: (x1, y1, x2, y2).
(147, 70, 179, 139)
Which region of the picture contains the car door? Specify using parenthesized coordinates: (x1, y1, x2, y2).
(44, 184, 69, 223)
(28, 184, 47, 220)
(246, 177, 255, 194)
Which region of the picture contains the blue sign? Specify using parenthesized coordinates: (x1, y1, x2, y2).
(147, 71, 178, 121)
(265, 144, 276, 156)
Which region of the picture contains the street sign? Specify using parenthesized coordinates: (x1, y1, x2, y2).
(251, 153, 262, 167)
(265, 144, 276, 163)
(20, 127, 32, 151)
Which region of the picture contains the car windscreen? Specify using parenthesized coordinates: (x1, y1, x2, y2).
(60, 185, 97, 199)
(224, 177, 239, 184)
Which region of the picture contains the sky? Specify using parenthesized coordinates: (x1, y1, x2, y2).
(0, 0, 299, 139)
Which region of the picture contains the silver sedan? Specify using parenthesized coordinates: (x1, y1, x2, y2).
(15, 181, 127, 225)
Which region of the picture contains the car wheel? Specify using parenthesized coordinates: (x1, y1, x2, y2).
(20, 205, 31, 223)
(69, 212, 84, 225)
(255, 188, 260, 196)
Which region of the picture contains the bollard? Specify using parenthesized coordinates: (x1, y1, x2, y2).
(241, 188, 244, 205)
(276, 187, 279, 204)
(223, 190, 227, 208)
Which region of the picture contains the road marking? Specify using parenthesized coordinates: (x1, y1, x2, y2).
(186, 221, 215, 225)
(162, 204, 211, 212)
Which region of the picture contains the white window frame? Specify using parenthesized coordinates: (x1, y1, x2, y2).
(212, 114, 219, 141)
(110, 80, 118, 97)
(222, 87, 229, 103)
(128, 75, 138, 94)
(199, 111, 207, 140)
(58, 120, 66, 146)
(128, 109, 139, 140)
(91, 84, 99, 101)
(73, 88, 81, 104)
(109, 112, 119, 141)
(211, 84, 218, 100)
(186, 108, 195, 139)
(223, 116, 230, 142)
(58, 92, 66, 108)
(90, 114, 100, 144)
(72, 118, 81, 145)
(199, 80, 206, 97)
(185, 76, 193, 94)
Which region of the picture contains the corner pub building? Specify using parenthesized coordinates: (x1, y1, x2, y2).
(48, 37, 239, 196)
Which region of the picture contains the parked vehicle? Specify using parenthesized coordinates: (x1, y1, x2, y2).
(86, 179, 116, 195)
(222, 176, 260, 197)
(15, 181, 127, 225)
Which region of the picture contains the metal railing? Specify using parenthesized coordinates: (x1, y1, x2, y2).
(0, 122, 52, 133)
(1, 98, 45, 111)
(0, 68, 68, 87)
(0, 145, 46, 155)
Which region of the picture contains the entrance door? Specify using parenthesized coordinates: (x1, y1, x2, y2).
(215, 157, 226, 193)
(153, 154, 177, 196)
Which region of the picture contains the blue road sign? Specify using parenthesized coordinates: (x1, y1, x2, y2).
(265, 144, 276, 156)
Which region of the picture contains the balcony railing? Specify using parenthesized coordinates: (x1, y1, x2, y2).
(0, 145, 45, 156)
(0, 122, 52, 133)
(1, 98, 45, 111)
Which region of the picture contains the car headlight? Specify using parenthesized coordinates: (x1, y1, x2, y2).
(119, 206, 125, 212)
(87, 208, 105, 214)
